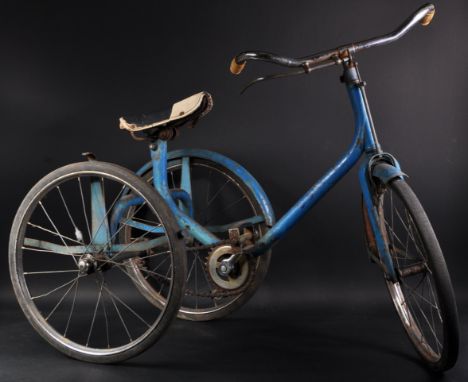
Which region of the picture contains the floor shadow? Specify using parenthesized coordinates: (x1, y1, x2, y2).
(0, 300, 465, 381)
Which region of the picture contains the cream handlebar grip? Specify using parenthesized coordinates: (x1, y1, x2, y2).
(420, 8, 435, 26)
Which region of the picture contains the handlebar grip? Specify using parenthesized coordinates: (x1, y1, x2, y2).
(420, 8, 435, 26)
(230, 58, 246, 75)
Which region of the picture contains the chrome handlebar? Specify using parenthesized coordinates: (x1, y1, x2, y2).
(230, 3, 435, 76)
(348, 3, 435, 54)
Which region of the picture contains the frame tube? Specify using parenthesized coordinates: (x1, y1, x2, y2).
(253, 84, 371, 252)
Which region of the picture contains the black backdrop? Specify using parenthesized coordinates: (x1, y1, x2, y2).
(0, 0, 467, 379)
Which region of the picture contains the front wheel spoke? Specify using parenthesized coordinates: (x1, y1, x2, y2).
(402, 279, 440, 312)
(428, 284, 439, 354)
(394, 207, 425, 258)
(426, 276, 443, 322)
(404, 291, 425, 343)
(408, 288, 443, 350)
(384, 220, 409, 256)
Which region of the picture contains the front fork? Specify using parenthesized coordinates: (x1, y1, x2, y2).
(359, 153, 406, 283)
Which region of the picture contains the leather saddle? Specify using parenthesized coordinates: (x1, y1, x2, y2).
(119, 91, 213, 140)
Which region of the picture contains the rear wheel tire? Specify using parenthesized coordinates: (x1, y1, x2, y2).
(127, 156, 272, 321)
(9, 161, 186, 363)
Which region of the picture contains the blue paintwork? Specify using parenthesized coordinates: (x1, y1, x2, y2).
(372, 162, 405, 184)
(122, 219, 165, 234)
(359, 161, 397, 281)
(109, 194, 144, 238)
(25, 80, 406, 283)
(253, 85, 372, 252)
(90, 177, 110, 245)
(179, 156, 192, 216)
(136, 148, 276, 228)
(206, 215, 265, 233)
(180, 157, 192, 196)
(24, 236, 167, 255)
(133, 82, 404, 280)
(170, 189, 194, 217)
(150, 141, 220, 245)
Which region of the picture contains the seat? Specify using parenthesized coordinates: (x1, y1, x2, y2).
(119, 91, 213, 138)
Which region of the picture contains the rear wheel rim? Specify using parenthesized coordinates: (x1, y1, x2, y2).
(127, 159, 267, 317)
(11, 170, 178, 358)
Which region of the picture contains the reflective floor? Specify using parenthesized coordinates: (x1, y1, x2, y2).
(1, 286, 466, 382)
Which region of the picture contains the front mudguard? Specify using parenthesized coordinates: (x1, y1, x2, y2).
(359, 154, 406, 282)
(135, 149, 275, 228)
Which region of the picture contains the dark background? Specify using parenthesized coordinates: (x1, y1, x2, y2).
(0, 0, 467, 381)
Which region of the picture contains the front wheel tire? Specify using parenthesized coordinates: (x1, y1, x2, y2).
(364, 178, 459, 371)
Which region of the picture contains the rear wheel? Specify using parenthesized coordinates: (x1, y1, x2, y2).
(125, 156, 272, 321)
(364, 178, 459, 371)
(9, 161, 186, 363)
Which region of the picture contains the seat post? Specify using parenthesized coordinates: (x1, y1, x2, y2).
(149, 139, 170, 198)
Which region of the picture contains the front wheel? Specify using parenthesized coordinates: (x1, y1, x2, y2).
(363, 178, 459, 371)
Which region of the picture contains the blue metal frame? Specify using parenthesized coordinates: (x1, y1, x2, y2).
(136, 82, 400, 280)
(26, 81, 402, 281)
(135, 149, 275, 227)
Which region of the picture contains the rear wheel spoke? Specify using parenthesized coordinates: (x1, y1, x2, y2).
(11, 166, 184, 361)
